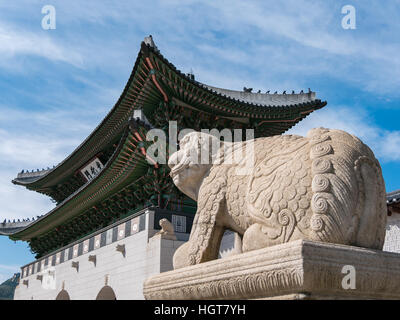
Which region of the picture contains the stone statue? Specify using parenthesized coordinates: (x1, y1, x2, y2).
(155, 218, 177, 240)
(168, 128, 387, 269)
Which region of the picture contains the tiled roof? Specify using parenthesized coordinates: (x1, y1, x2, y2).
(9, 118, 152, 241)
(387, 189, 400, 205)
(0, 220, 32, 236)
(203, 85, 317, 107)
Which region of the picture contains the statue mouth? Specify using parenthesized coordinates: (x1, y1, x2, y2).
(169, 155, 190, 178)
(169, 163, 187, 178)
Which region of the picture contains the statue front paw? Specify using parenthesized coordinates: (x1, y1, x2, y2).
(173, 242, 195, 269)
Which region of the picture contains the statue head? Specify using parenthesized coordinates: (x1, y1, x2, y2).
(168, 132, 221, 200)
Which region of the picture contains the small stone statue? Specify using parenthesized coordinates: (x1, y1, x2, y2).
(168, 129, 387, 269)
(155, 218, 177, 240)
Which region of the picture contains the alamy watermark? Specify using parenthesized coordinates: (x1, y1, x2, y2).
(144, 121, 255, 175)
(341, 265, 356, 290)
(341, 5, 356, 30)
(41, 5, 56, 30)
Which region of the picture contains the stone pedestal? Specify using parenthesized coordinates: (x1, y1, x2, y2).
(143, 240, 400, 300)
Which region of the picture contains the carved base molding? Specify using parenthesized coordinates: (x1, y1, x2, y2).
(143, 240, 400, 300)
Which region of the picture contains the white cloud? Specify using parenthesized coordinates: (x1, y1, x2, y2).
(0, 264, 20, 272)
(0, 264, 20, 284)
(0, 170, 54, 221)
(0, 22, 83, 68)
(381, 131, 400, 162)
(0, 106, 92, 169)
(1, 1, 399, 95)
(0, 108, 97, 220)
(0, 130, 78, 168)
(0, 274, 7, 284)
(288, 105, 400, 164)
(183, 2, 399, 97)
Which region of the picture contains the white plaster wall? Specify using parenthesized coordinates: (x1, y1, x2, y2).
(14, 212, 240, 300)
(383, 214, 400, 253)
(14, 211, 185, 300)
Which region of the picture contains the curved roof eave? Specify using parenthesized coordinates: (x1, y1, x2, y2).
(145, 43, 326, 109)
(12, 46, 147, 188)
(9, 119, 152, 241)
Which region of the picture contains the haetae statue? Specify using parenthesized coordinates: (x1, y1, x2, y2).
(155, 218, 177, 240)
(168, 128, 387, 269)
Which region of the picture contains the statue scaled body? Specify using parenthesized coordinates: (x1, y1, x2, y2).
(168, 128, 387, 269)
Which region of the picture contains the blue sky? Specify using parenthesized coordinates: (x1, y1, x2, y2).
(0, 0, 399, 282)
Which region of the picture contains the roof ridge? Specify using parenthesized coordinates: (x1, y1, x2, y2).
(143, 41, 325, 108)
(387, 189, 400, 196)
